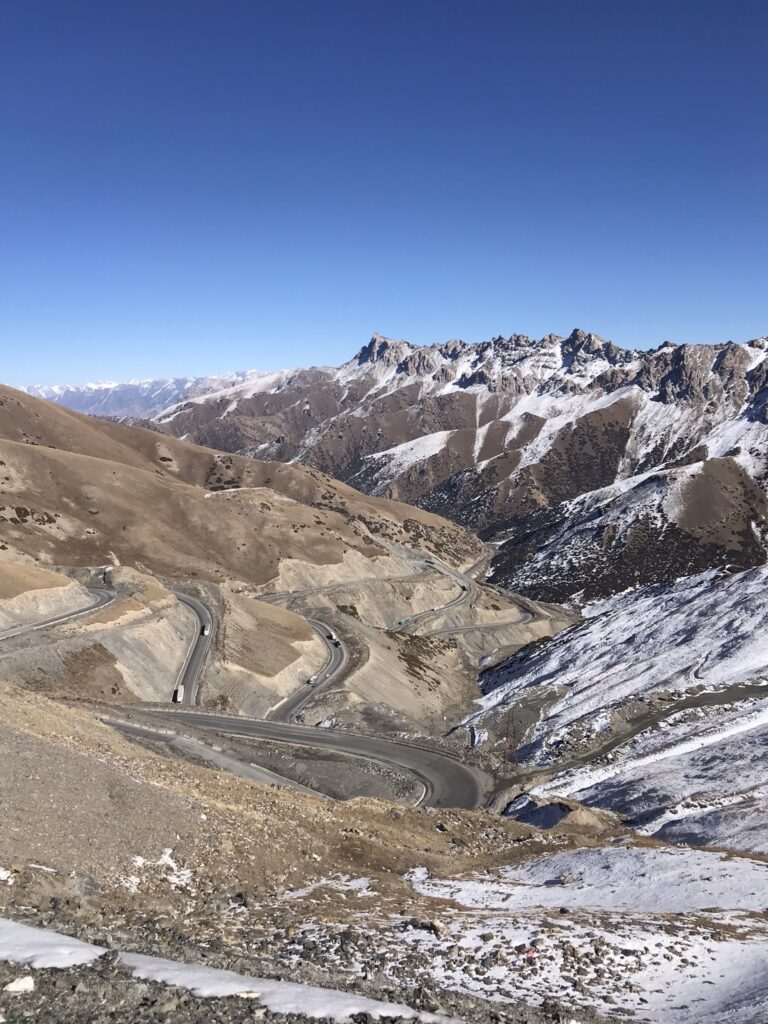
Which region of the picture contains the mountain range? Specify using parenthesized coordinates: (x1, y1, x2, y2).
(25, 328, 768, 602)
(6, 336, 768, 1022)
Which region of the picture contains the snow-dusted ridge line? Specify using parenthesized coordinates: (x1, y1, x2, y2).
(25, 329, 768, 423)
(0, 917, 455, 1022)
(18, 328, 768, 608)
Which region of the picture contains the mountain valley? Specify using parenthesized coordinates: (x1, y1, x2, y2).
(3, 336, 768, 1024)
(26, 328, 768, 602)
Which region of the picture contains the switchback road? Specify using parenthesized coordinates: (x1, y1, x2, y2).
(172, 591, 213, 705)
(153, 709, 487, 809)
(0, 585, 115, 642)
(267, 618, 348, 723)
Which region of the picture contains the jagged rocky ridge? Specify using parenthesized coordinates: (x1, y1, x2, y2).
(26, 329, 768, 601)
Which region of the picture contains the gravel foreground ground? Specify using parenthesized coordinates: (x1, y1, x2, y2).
(0, 957, 605, 1024)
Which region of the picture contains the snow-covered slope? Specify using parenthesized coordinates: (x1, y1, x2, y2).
(405, 846, 768, 1023)
(469, 565, 768, 853)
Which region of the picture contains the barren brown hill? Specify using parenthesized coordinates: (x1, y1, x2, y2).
(0, 384, 484, 583)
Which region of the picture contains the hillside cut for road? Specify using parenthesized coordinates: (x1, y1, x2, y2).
(1, 385, 528, 728)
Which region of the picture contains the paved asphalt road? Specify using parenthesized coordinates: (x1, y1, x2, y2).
(396, 558, 480, 633)
(426, 604, 534, 638)
(7, 561, 491, 809)
(109, 718, 320, 798)
(267, 618, 348, 723)
(262, 553, 488, 720)
(259, 564, 437, 604)
(154, 710, 486, 809)
(172, 592, 213, 705)
(0, 585, 115, 641)
(1, 572, 488, 808)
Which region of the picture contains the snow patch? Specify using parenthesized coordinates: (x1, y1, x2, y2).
(409, 844, 768, 914)
(0, 918, 453, 1022)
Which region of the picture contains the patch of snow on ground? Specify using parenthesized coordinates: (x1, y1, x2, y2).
(0, 919, 104, 968)
(409, 844, 768, 914)
(472, 421, 493, 461)
(387, 911, 768, 1023)
(502, 386, 643, 476)
(0, 918, 453, 1022)
(279, 875, 375, 902)
(157, 849, 194, 889)
(124, 953, 452, 1021)
(121, 849, 194, 893)
(362, 431, 452, 491)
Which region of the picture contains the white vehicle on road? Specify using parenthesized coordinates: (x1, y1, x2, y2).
(172, 685, 185, 704)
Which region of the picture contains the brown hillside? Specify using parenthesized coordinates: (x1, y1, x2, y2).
(0, 385, 484, 584)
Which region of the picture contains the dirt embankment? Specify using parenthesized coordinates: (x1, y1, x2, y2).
(0, 564, 93, 631)
(0, 568, 196, 703)
(200, 585, 327, 716)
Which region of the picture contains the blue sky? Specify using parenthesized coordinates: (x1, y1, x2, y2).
(1, 0, 767, 384)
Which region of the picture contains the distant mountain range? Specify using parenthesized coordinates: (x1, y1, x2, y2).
(23, 328, 768, 601)
(20, 372, 256, 419)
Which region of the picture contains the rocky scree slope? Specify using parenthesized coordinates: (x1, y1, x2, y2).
(29, 329, 768, 601)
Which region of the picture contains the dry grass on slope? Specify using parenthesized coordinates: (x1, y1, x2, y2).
(0, 385, 484, 583)
(0, 563, 72, 600)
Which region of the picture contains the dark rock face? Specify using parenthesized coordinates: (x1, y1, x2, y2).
(28, 329, 768, 601)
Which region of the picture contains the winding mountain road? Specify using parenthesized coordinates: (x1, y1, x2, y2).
(258, 563, 439, 604)
(172, 591, 213, 705)
(5, 564, 491, 809)
(424, 602, 535, 638)
(258, 552, 487, 723)
(153, 554, 494, 807)
(267, 618, 348, 723)
(152, 558, 492, 807)
(154, 710, 486, 809)
(394, 559, 477, 633)
(0, 585, 115, 642)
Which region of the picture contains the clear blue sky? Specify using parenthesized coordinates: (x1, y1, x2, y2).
(1, 0, 767, 384)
